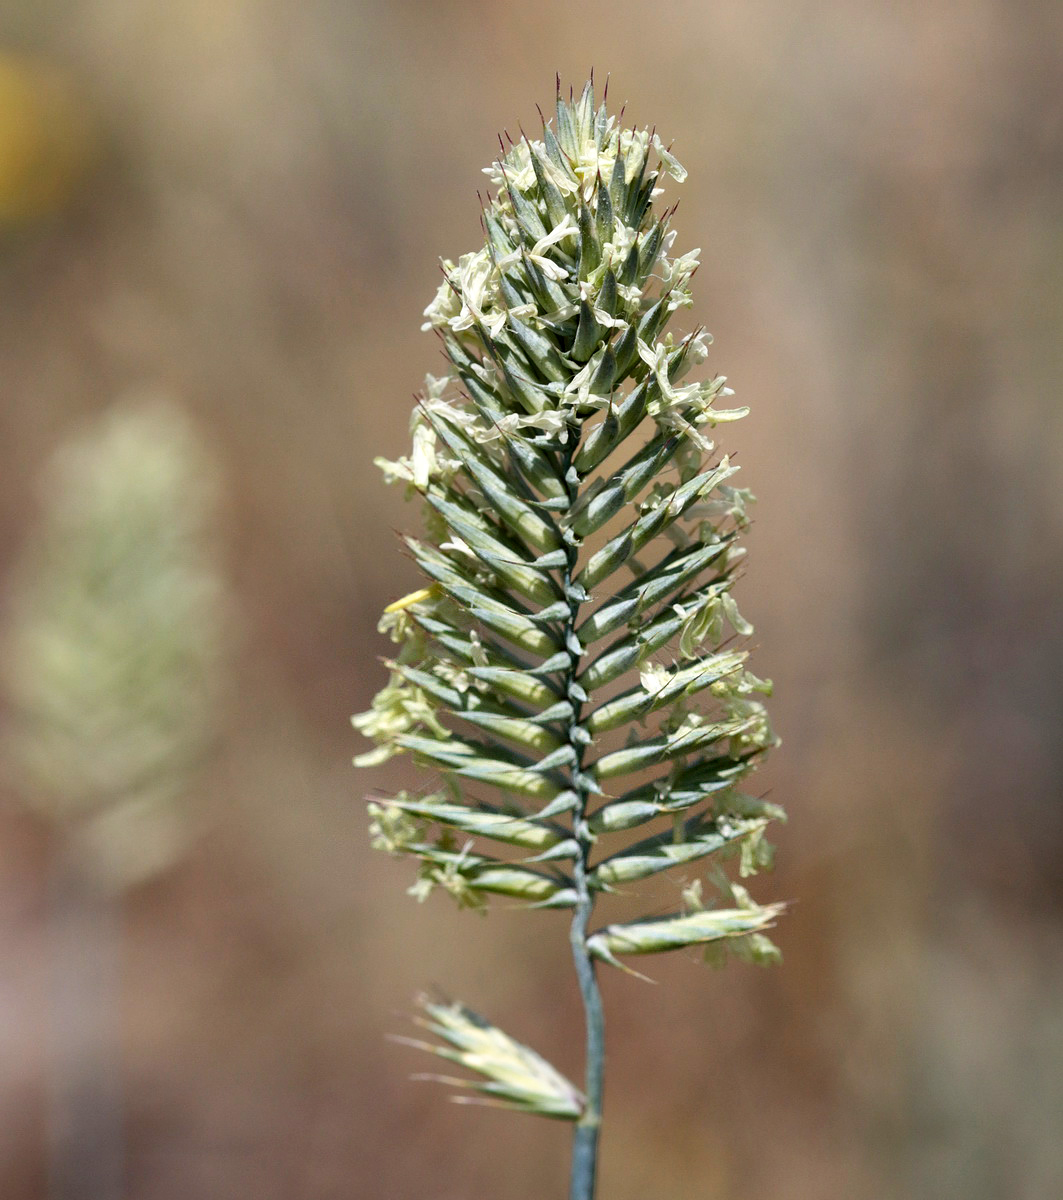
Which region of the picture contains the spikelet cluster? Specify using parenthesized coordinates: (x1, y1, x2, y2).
(395, 995, 585, 1120)
(356, 81, 784, 1105)
(2, 399, 225, 889)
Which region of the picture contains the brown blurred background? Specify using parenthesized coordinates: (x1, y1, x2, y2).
(2, 1, 1062, 1197)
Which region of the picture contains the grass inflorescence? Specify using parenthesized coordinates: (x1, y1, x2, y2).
(356, 77, 784, 1200)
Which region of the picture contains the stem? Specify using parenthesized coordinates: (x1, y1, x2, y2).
(47, 837, 123, 1200)
(569, 870, 605, 1200)
(558, 431, 605, 1200)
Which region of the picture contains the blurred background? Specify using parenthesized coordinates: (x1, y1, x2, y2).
(1, 1, 1061, 1198)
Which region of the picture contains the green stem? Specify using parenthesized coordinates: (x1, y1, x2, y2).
(48, 839, 123, 1200)
(558, 430, 605, 1200)
(569, 869, 605, 1200)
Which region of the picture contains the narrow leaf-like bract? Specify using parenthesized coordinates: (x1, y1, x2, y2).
(356, 79, 784, 1199)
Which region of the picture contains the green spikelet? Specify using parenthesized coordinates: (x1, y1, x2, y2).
(356, 78, 784, 1198)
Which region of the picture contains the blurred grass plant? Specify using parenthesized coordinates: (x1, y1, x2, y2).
(3, 398, 225, 886)
(2, 397, 227, 1200)
(356, 78, 784, 1199)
